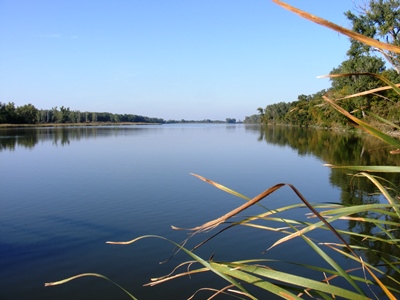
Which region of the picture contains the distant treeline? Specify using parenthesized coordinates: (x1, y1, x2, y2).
(0, 103, 165, 124)
(0, 102, 237, 125)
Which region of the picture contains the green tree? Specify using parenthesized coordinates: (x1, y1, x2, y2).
(15, 104, 38, 124)
(58, 106, 71, 123)
(0, 102, 17, 123)
(345, 0, 400, 73)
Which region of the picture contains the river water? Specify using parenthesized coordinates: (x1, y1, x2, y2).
(0, 124, 397, 299)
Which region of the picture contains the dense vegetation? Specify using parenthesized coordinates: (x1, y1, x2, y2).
(0, 103, 165, 125)
(245, 1, 400, 130)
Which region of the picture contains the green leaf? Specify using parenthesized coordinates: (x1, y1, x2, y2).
(220, 262, 370, 300)
(210, 262, 304, 300)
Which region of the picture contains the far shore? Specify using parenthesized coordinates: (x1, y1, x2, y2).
(0, 122, 161, 128)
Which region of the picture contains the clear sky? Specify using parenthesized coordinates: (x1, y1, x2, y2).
(0, 1, 357, 121)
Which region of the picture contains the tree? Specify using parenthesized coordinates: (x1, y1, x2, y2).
(0, 102, 17, 123)
(15, 104, 38, 124)
(345, 0, 400, 73)
(59, 106, 70, 123)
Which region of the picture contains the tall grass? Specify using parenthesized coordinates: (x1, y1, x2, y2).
(46, 1, 400, 298)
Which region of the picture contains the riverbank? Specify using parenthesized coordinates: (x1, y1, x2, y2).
(0, 122, 161, 128)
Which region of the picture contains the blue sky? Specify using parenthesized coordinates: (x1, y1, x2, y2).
(0, 1, 356, 121)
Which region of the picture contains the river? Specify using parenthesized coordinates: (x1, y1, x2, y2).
(0, 124, 397, 299)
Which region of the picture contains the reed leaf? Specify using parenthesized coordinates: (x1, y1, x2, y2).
(209, 262, 304, 300)
(367, 111, 400, 131)
(218, 262, 370, 300)
(190, 173, 251, 202)
(335, 84, 400, 101)
(320, 72, 400, 96)
(324, 165, 400, 173)
(272, 0, 400, 54)
(358, 172, 400, 217)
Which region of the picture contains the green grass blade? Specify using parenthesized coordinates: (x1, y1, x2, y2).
(210, 262, 304, 300)
(367, 111, 400, 131)
(359, 172, 400, 217)
(222, 262, 370, 300)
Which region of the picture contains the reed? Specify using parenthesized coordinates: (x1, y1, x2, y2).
(45, 1, 400, 298)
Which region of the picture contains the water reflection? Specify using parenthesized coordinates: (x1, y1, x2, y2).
(0, 126, 160, 151)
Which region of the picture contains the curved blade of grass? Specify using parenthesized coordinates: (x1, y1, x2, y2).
(190, 173, 251, 202)
(190, 173, 271, 212)
(367, 111, 400, 131)
(272, 0, 400, 53)
(220, 262, 370, 300)
(324, 165, 400, 173)
(323, 95, 400, 148)
(107, 235, 255, 299)
(146, 267, 210, 286)
(335, 84, 400, 101)
(44, 273, 138, 300)
(233, 259, 379, 286)
(188, 285, 247, 300)
(209, 262, 304, 300)
(319, 203, 400, 216)
(359, 172, 400, 217)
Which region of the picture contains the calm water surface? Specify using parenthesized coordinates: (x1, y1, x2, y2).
(0, 124, 396, 299)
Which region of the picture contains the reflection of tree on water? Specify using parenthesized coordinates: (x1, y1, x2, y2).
(52, 128, 71, 146)
(0, 126, 153, 150)
(248, 125, 400, 292)
(0, 133, 38, 151)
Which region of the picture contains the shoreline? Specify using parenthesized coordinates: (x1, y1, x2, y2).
(0, 122, 161, 128)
